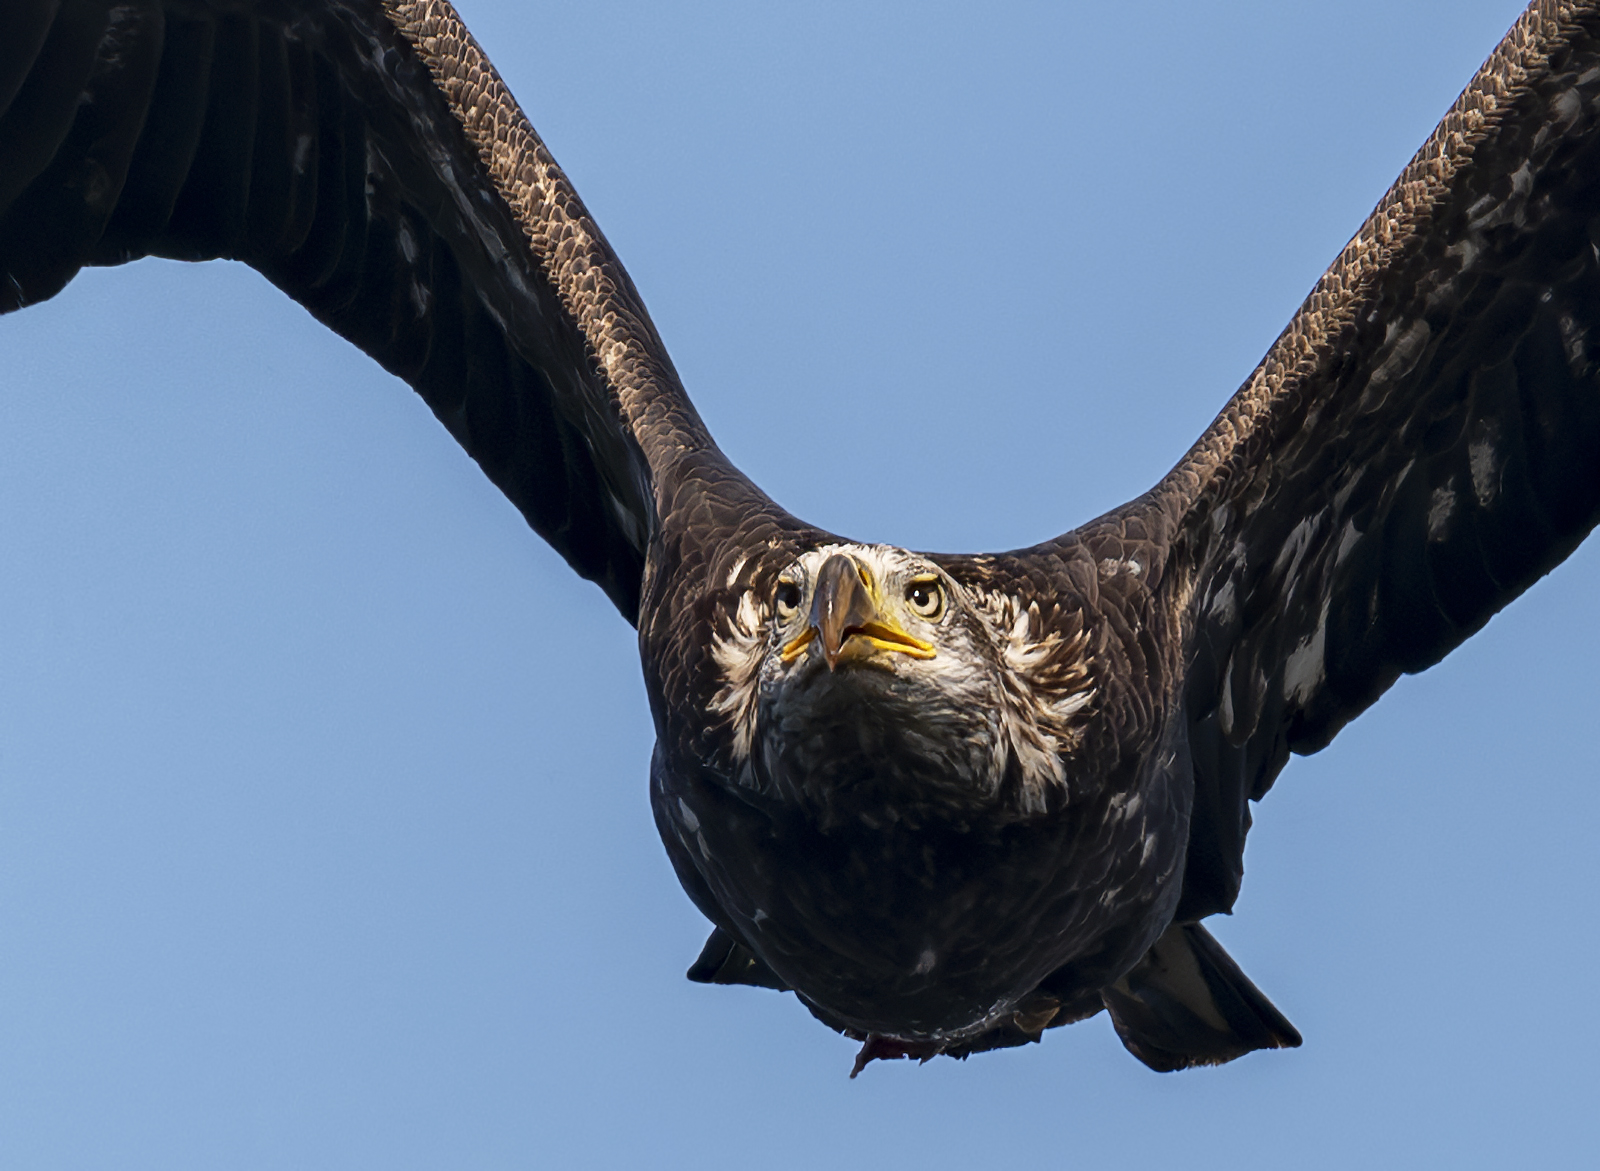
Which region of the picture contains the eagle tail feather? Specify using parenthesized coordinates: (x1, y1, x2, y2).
(1101, 921, 1301, 1072)
(685, 927, 789, 991)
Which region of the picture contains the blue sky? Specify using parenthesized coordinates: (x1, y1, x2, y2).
(2, 1, 1596, 1166)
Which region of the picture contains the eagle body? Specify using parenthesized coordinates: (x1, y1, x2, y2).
(643, 528, 1193, 1047)
(5, 0, 1600, 1075)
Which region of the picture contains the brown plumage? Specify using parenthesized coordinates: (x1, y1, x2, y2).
(3, 0, 1599, 1071)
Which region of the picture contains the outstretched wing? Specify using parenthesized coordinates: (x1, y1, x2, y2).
(0, 0, 736, 621)
(1131, 0, 1600, 919)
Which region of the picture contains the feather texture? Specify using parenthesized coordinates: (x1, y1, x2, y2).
(5, 0, 1600, 1070)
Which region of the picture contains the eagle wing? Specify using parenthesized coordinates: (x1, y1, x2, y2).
(1119, 0, 1600, 919)
(0, 0, 737, 621)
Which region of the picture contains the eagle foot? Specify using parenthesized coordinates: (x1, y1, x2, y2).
(848, 1034, 944, 1078)
(846, 992, 1076, 1077)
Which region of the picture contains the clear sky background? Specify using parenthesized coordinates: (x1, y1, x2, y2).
(2, 1, 1596, 1166)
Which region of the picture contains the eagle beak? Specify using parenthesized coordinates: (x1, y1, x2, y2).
(805, 553, 935, 670)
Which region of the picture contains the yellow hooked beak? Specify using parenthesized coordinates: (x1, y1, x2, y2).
(779, 553, 936, 669)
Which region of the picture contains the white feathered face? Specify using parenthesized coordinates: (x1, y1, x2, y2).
(710, 544, 1094, 821)
(768, 545, 958, 676)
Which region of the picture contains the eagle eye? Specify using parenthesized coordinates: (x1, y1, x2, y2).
(905, 577, 944, 620)
(774, 579, 801, 619)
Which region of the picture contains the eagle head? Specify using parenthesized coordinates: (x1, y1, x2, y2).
(710, 543, 1095, 823)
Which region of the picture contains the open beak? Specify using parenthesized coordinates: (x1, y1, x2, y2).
(780, 553, 935, 670)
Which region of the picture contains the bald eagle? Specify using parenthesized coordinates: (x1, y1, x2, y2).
(3, 0, 1598, 1074)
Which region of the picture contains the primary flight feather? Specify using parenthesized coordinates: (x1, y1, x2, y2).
(3, 0, 1598, 1073)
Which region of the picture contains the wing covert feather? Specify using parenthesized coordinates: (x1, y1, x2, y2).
(0, 0, 738, 620)
(1119, 0, 1600, 918)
